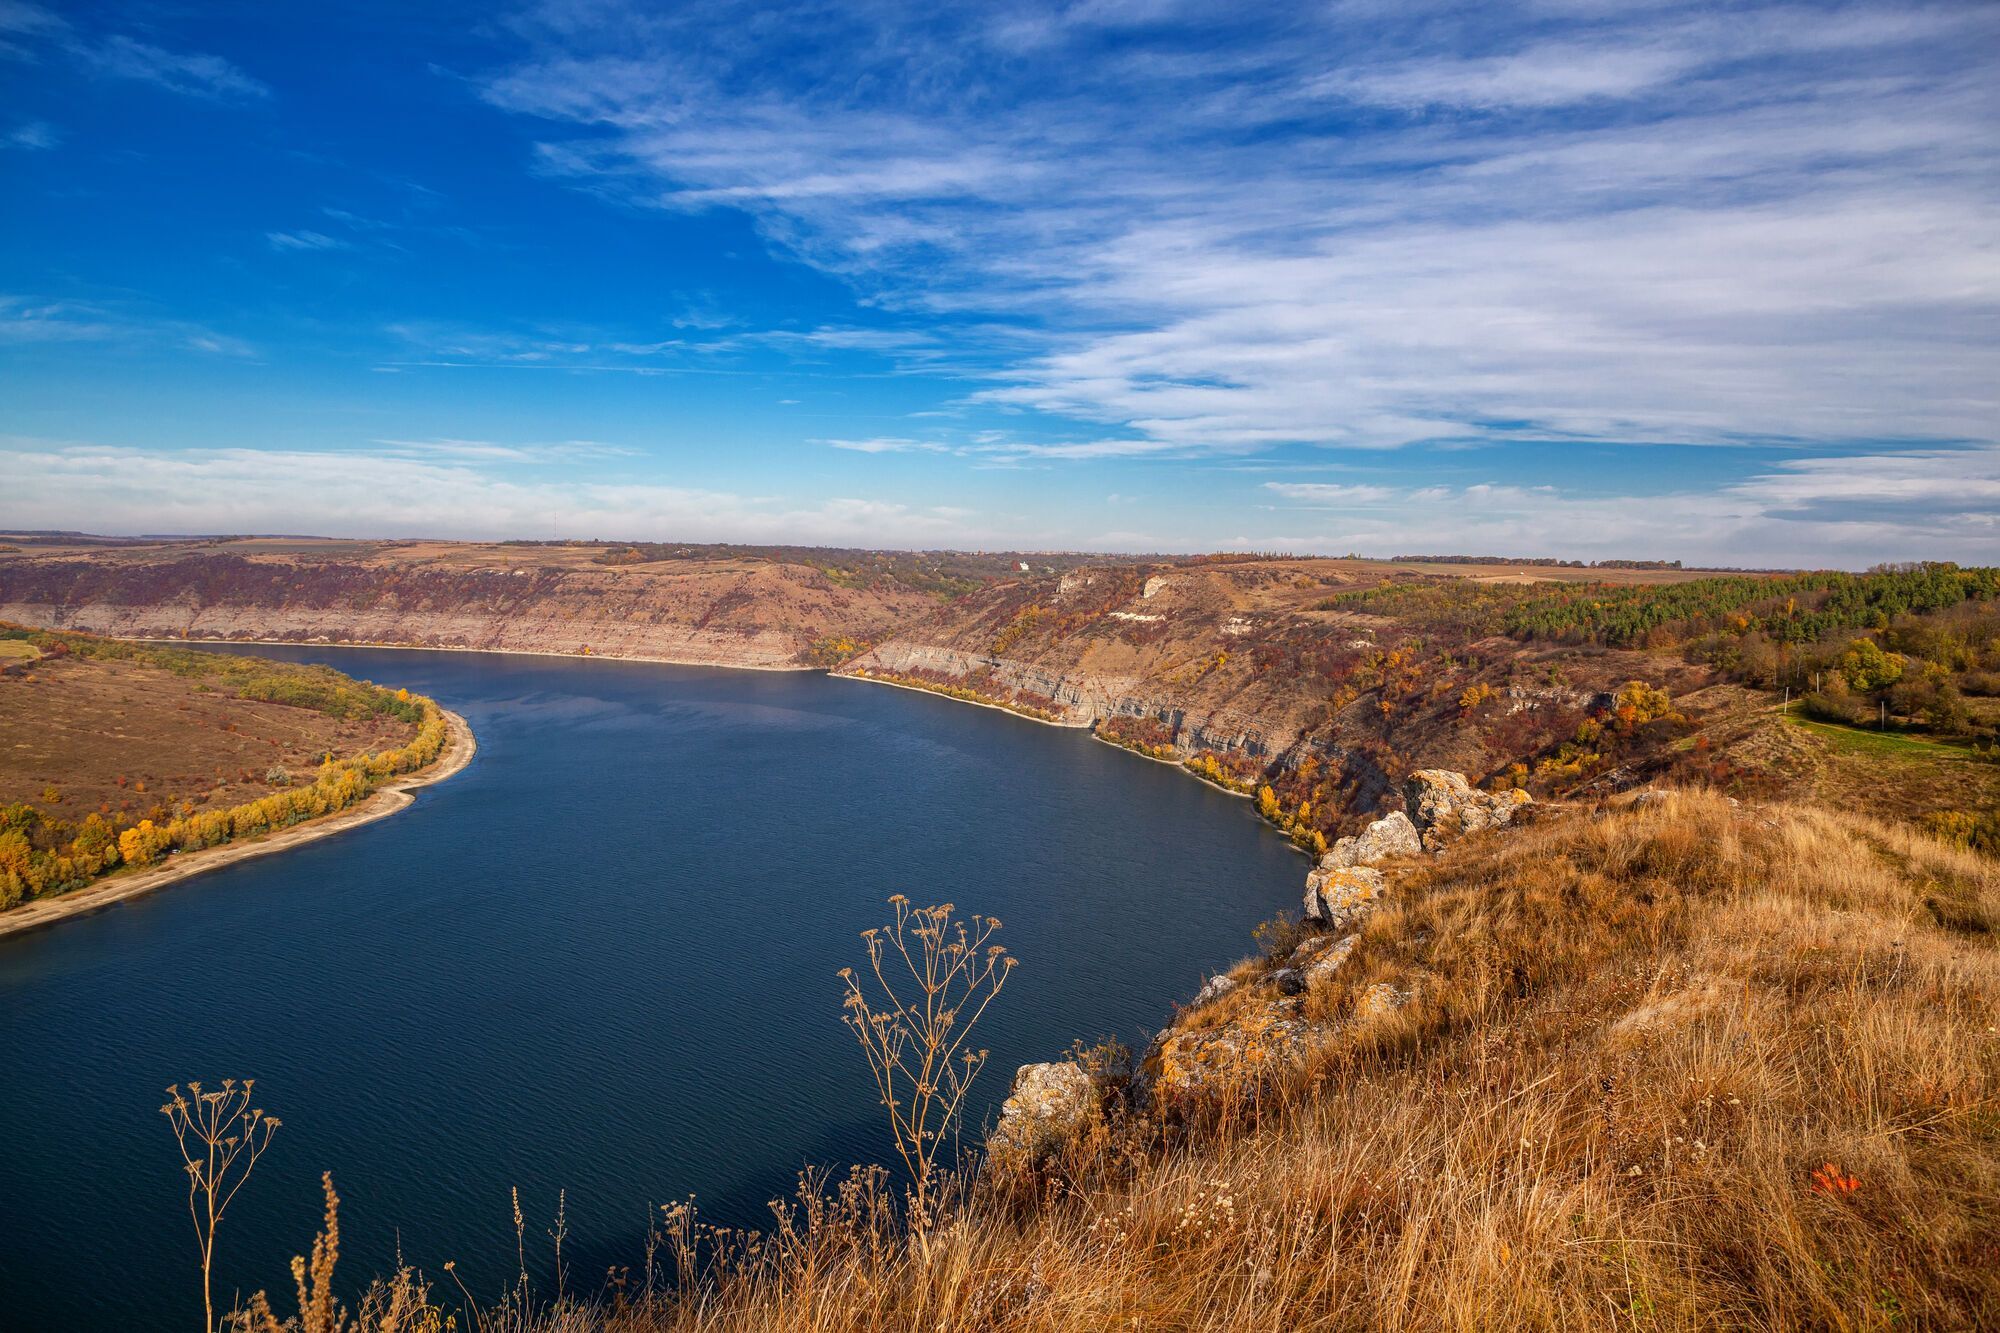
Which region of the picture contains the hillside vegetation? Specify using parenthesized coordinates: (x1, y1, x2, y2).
(847, 560, 2000, 857)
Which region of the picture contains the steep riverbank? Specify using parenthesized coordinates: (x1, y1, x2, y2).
(0, 707, 475, 939)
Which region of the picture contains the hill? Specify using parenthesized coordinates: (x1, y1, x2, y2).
(6, 541, 1997, 1328)
(0, 536, 1083, 670)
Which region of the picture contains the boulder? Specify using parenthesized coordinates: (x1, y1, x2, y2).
(1320, 810, 1422, 870)
(1142, 1001, 1313, 1101)
(1404, 770, 1530, 851)
(1299, 933, 1356, 985)
(1271, 967, 1306, 996)
(1304, 864, 1387, 929)
(987, 1062, 1094, 1162)
(1191, 972, 1239, 1007)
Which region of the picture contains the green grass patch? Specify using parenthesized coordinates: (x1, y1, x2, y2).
(1781, 702, 1980, 762)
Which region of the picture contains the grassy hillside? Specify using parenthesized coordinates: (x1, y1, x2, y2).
(226, 790, 1999, 1331)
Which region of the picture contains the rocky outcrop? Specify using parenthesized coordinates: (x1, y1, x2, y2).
(1303, 865, 1387, 928)
(1145, 1005, 1312, 1099)
(1305, 772, 1530, 926)
(1120, 770, 1530, 1110)
(1320, 809, 1421, 869)
(1191, 971, 1239, 1007)
(987, 1061, 1095, 1162)
(1404, 770, 1531, 851)
(845, 641, 1289, 758)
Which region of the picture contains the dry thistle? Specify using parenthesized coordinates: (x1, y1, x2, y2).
(161, 1078, 281, 1333)
(837, 898, 1015, 1247)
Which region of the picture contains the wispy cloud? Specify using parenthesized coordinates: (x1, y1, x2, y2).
(77, 34, 269, 100)
(0, 0, 62, 58)
(0, 438, 986, 546)
(266, 229, 352, 252)
(817, 437, 948, 454)
(0, 294, 254, 357)
(372, 437, 638, 463)
(2, 119, 56, 149)
(1253, 443, 2000, 566)
(478, 0, 2000, 460)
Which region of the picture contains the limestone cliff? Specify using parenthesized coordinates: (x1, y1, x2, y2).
(0, 540, 931, 670)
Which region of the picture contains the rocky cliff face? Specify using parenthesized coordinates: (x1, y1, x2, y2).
(1, 541, 1710, 840)
(0, 543, 929, 670)
(837, 560, 1697, 840)
(989, 770, 1534, 1154)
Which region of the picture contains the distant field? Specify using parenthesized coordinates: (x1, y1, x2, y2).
(0, 640, 39, 662)
(0, 651, 410, 819)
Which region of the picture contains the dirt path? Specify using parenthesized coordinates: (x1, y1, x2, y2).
(0, 708, 476, 940)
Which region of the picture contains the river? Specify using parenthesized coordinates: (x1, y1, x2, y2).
(0, 647, 1303, 1329)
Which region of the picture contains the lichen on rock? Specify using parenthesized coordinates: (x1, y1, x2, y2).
(1320, 809, 1421, 870)
(1304, 864, 1386, 928)
(987, 1061, 1095, 1163)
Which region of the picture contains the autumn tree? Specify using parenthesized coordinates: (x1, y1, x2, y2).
(1840, 637, 1905, 692)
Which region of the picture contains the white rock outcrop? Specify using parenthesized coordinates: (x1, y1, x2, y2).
(1304, 864, 1387, 928)
(1320, 809, 1422, 870)
(1191, 971, 1239, 1007)
(1403, 770, 1531, 851)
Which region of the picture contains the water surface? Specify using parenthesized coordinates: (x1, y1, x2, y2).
(0, 649, 1302, 1329)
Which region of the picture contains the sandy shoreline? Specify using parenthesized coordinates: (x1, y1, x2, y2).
(0, 707, 477, 941)
(829, 669, 1089, 729)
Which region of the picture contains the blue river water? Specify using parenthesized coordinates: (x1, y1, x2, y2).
(0, 648, 1303, 1329)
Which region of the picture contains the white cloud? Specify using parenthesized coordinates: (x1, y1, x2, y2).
(0, 439, 987, 547)
(817, 437, 948, 454)
(1262, 482, 1398, 504)
(1253, 443, 2000, 566)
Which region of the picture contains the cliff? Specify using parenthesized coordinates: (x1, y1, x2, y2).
(838, 559, 1716, 834)
(0, 539, 933, 670)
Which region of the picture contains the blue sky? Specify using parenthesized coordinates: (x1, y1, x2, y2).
(2, 0, 1995, 566)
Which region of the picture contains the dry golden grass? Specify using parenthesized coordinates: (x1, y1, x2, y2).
(249, 792, 2000, 1332)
